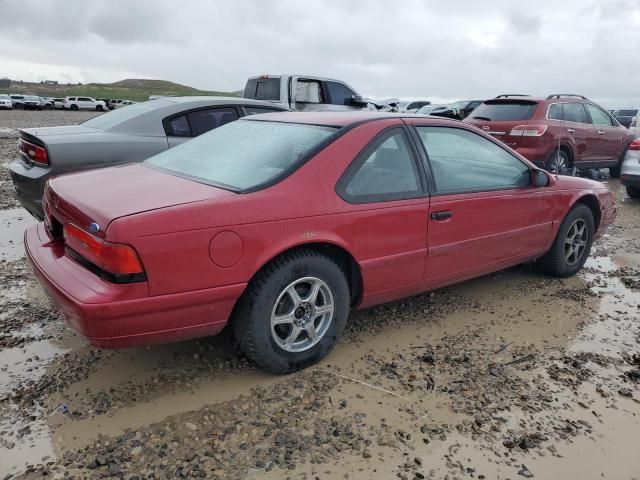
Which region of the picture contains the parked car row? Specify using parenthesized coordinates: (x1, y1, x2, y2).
(0, 94, 121, 111)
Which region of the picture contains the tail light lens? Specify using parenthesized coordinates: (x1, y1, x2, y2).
(19, 138, 48, 165)
(63, 223, 145, 281)
(628, 139, 640, 151)
(509, 124, 548, 137)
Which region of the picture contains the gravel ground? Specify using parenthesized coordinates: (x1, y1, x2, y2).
(0, 110, 639, 480)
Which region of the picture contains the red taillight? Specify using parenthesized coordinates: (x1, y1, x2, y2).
(509, 124, 548, 137)
(628, 139, 640, 151)
(63, 223, 144, 276)
(19, 138, 48, 165)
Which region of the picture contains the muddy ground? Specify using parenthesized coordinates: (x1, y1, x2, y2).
(0, 110, 639, 480)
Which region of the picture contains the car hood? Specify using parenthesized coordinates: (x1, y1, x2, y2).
(21, 125, 102, 137)
(46, 163, 234, 232)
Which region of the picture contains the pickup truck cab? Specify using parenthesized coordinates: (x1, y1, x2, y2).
(243, 74, 374, 112)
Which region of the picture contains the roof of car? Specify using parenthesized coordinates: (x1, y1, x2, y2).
(242, 111, 463, 127)
(152, 96, 282, 106)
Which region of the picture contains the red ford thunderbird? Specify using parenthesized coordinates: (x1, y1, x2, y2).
(25, 112, 616, 373)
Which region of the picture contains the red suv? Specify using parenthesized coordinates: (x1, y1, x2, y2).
(464, 94, 635, 176)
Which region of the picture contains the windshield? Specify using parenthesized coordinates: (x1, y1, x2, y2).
(146, 120, 337, 191)
(25, 96, 40, 101)
(81, 101, 158, 130)
(470, 101, 538, 121)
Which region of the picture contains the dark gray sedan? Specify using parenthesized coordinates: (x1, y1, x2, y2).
(10, 97, 288, 219)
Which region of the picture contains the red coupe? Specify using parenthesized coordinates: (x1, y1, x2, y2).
(25, 112, 616, 373)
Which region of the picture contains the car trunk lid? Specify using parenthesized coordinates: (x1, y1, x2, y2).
(44, 163, 234, 238)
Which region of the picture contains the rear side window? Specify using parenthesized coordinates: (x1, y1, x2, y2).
(295, 80, 324, 103)
(417, 127, 530, 194)
(188, 108, 239, 136)
(469, 101, 538, 121)
(338, 129, 421, 203)
(327, 81, 356, 106)
(244, 78, 280, 101)
(167, 115, 191, 136)
(563, 103, 590, 124)
(586, 104, 613, 126)
(548, 103, 563, 120)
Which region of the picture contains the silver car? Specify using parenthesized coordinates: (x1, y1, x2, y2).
(621, 140, 640, 198)
(0, 94, 13, 110)
(10, 96, 288, 218)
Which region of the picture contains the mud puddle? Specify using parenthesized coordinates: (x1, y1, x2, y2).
(0, 208, 35, 261)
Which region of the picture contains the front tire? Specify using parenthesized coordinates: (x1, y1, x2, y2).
(538, 204, 594, 277)
(70, 104, 79, 111)
(233, 250, 350, 374)
(627, 185, 640, 199)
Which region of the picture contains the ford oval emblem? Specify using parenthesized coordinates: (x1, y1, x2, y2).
(89, 222, 100, 233)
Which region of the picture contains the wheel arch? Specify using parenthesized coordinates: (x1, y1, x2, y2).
(248, 241, 363, 308)
(559, 143, 574, 164)
(573, 193, 601, 230)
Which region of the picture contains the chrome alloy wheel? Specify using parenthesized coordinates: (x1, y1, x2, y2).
(270, 277, 334, 353)
(564, 218, 588, 265)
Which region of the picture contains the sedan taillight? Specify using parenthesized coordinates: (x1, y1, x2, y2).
(509, 124, 548, 137)
(63, 223, 145, 280)
(18, 138, 48, 165)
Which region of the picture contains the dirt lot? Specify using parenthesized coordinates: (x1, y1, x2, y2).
(0, 110, 639, 480)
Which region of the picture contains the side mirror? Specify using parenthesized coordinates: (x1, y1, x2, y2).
(533, 169, 551, 187)
(348, 95, 369, 107)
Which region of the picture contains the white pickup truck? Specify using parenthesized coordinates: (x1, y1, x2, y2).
(243, 74, 375, 112)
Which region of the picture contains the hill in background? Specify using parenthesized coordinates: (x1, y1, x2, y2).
(0, 78, 237, 101)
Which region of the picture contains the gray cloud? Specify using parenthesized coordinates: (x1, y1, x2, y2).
(1, 0, 639, 107)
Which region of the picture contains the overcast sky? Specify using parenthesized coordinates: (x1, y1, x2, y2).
(1, 0, 639, 107)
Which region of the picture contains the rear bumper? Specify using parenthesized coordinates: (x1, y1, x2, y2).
(514, 146, 551, 167)
(25, 223, 246, 348)
(9, 159, 48, 219)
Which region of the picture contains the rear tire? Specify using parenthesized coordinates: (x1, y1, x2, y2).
(70, 104, 79, 111)
(627, 185, 640, 199)
(96, 105, 104, 112)
(233, 249, 350, 374)
(546, 148, 570, 173)
(538, 204, 594, 277)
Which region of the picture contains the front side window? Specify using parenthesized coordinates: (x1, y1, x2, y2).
(339, 129, 421, 203)
(562, 103, 590, 124)
(586, 104, 613, 126)
(327, 81, 356, 106)
(188, 108, 239, 136)
(417, 127, 531, 194)
(146, 120, 336, 191)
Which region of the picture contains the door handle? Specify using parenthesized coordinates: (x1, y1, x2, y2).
(430, 210, 453, 221)
(567, 128, 575, 133)
(597, 130, 605, 135)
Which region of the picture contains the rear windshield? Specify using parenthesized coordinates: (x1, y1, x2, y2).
(617, 110, 638, 116)
(146, 119, 337, 191)
(81, 102, 159, 130)
(244, 78, 281, 101)
(469, 101, 538, 121)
